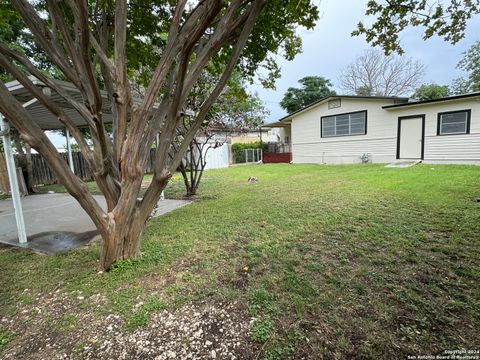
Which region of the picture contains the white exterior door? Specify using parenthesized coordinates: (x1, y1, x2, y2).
(399, 117, 423, 159)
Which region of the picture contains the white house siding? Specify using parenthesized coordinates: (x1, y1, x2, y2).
(292, 98, 400, 164)
(289, 96, 480, 165)
(386, 99, 480, 164)
(423, 134, 480, 164)
(278, 127, 291, 144)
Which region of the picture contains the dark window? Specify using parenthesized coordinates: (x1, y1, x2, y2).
(321, 111, 367, 138)
(437, 110, 471, 135)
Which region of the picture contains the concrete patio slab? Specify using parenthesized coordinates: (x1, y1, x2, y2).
(385, 160, 422, 168)
(0, 193, 190, 253)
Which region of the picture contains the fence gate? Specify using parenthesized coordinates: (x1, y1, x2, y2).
(244, 148, 262, 163)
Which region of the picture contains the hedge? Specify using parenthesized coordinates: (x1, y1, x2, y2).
(232, 141, 268, 163)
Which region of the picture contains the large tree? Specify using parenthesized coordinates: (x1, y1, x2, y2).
(339, 49, 425, 97)
(456, 41, 480, 93)
(450, 77, 473, 95)
(0, 0, 318, 270)
(354, 2, 480, 95)
(412, 83, 450, 101)
(280, 76, 336, 113)
(353, 1, 480, 55)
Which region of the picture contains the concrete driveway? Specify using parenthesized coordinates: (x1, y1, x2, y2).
(0, 193, 190, 253)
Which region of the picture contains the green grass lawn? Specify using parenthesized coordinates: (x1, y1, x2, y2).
(1, 164, 479, 358)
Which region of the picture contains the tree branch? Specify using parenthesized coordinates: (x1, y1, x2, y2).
(11, 0, 79, 87)
(113, 0, 130, 161)
(0, 43, 99, 132)
(169, 0, 266, 173)
(0, 82, 107, 232)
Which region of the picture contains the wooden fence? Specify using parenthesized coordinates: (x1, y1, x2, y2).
(12, 149, 157, 187)
(28, 152, 92, 185)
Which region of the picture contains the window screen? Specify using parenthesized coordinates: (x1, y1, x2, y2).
(438, 111, 470, 135)
(321, 111, 366, 137)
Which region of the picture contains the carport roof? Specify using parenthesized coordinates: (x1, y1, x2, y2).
(4, 77, 113, 130)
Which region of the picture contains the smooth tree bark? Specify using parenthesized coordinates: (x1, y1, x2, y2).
(0, 152, 10, 194)
(0, 0, 269, 270)
(11, 130, 35, 193)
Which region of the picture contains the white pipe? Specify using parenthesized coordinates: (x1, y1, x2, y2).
(157, 134, 162, 200)
(22, 98, 38, 109)
(0, 113, 27, 244)
(65, 128, 74, 173)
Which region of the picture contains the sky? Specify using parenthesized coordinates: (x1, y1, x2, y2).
(248, 0, 480, 124)
(47, 0, 480, 148)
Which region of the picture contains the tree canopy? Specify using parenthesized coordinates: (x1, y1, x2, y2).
(339, 49, 425, 97)
(456, 41, 480, 93)
(206, 70, 268, 131)
(353, 0, 480, 55)
(450, 77, 473, 95)
(280, 76, 336, 114)
(412, 84, 450, 101)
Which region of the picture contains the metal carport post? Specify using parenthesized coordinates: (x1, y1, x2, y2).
(0, 112, 27, 243)
(65, 128, 75, 173)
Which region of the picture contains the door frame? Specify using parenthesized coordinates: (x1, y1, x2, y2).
(396, 114, 426, 160)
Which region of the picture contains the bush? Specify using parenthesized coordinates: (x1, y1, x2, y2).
(232, 142, 268, 163)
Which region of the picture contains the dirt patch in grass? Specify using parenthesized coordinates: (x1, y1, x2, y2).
(1, 288, 258, 360)
(79, 300, 257, 360)
(1, 289, 102, 360)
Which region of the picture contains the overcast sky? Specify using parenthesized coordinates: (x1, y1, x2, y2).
(248, 0, 480, 123)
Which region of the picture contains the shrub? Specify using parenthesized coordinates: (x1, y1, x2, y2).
(232, 142, 268, 163)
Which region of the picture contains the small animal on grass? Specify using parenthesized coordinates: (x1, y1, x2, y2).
(248, 176, 258, 184)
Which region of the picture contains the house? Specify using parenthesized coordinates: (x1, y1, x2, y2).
(203, 125, 278, 144)
(264, 93, 480, 165)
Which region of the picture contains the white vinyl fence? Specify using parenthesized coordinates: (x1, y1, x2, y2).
(202, 143, 230, 170)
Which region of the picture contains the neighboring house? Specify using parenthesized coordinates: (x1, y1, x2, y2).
(189, 127, 280, 168)
(264, 93, 480, 165)
(219, 129, 277, 144)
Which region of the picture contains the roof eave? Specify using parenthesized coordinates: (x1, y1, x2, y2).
(383, 92, 480, 109)
(275, 95, 409, 123)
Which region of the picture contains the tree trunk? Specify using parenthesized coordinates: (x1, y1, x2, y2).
(100, 215, 144, 270)
(0, 152, 9, 194)
(178, 160, 192, 198)
(186, 187, 196, 197)
(24, 143, 35, 193)
(99, 176, 168, 270)
(11, 130, 35, 193)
